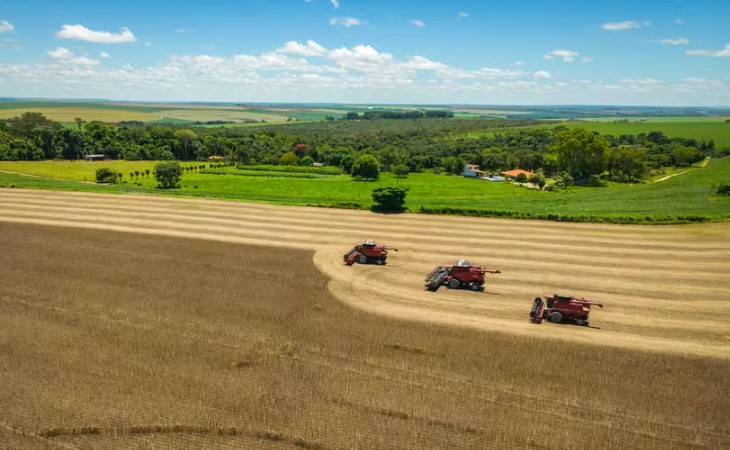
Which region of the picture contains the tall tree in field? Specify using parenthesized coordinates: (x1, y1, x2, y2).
(174, 129, 198, 160)
(551, 128, 610, 178)
(154, 162, 183, 189)
(350, 154, 380, 180)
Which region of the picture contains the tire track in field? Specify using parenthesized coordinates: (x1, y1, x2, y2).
(1, 189, 729, 359)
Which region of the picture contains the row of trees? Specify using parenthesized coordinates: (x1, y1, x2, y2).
(1, 112, 723, 183)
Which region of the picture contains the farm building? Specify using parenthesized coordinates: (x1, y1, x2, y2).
(501, 169, 534, 179)
(463, 163, 485, 178)
(83, 154, 107, 161)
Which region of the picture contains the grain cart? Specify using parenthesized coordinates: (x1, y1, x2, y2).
(424, 259, 501, 291)
(530, 293, 603, 326)
(343, 239, 398, 265)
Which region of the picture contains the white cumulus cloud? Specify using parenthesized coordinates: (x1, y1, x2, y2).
(100, 51, 110, 58)
(329, 17, 364, 27)
(56, 24, 136, 43)
(660, 38, 689, 46)
(602, 21, 646, 31)
(278, 40, 328, 56)
(329, 0, 339, 9)
(543, 49, 580, 62)
(411, 19, 426, 28)
(457, 12, 469, 19)
(47, 47, 99, 65)
(0, 19, 13, 33)
(686, 44, 730, 58)
(533, 70, 552, 79)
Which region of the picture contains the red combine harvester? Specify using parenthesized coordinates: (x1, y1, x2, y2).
(343, 239, 397, 265)
(530, 293, 603, 326)
(424, 259, 501, 291)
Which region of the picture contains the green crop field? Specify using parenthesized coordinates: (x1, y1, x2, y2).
(1, 158, 729, 223)
(563, 120, 730, 148)
(466, 118, 730, 149)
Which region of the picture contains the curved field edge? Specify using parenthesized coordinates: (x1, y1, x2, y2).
(1, 156, 730, 225)
(1, 223, 728, 449)
(1, 188, 729, 361)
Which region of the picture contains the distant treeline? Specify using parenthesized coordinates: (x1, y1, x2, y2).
(0, 112, 724, 183)
(345, 110, 454, 120)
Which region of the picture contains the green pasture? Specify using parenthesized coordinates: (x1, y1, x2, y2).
(563, 121, 730, 148)
(465, 119, 730, 149)
(1, 158, 728, 223)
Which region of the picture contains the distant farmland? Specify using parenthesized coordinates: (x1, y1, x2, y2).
(0, 101, 321, 124)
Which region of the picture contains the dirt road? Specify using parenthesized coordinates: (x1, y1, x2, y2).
(1, 188, 728, 359)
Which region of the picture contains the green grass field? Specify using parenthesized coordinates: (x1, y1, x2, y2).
(466, 118, 730, 149)
(563, 120, 730, 149)
(1, 158, 728, 223)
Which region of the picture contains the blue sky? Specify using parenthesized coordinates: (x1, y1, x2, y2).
(0, 0, 728, 105)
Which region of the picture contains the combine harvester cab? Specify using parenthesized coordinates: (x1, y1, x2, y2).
(424, 259, 500, 291)
(343, 239, 397, 266)
(530, 293, 603, 326)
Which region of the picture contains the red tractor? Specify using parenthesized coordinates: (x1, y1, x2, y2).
(530, 293, 603, 326)
(343, 239, 397, 265)
(424, 259, 501, 291)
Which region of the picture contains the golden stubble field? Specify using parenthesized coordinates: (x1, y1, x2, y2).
(0, 189, 729, 449)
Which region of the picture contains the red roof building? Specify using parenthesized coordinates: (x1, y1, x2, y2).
(500, 169, 534, 178)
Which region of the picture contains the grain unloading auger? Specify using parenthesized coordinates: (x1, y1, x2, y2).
(530, 293, 603, 326)
(343, 239, 398, 265)
(424, 259, 501, 291)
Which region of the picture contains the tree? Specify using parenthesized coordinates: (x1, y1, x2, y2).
(154, 162, 183, 189)
(280, 152, 297, 165)
(95, 168, 118, 184)
(515, 173, 527, 183)
(345, 112, 360, 120)
(608, 147, 648, 181)
(351, 154, 380, 180)
(372, 186, 408, 212)
(393, 164, 409, 179)
(174, 129, 198, 160)
(551, 128, 610, 178)
(717, 182, 730, 196)
(528, 171, 546, 188)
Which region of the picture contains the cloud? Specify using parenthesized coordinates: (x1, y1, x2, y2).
(329, 0, 339, 9)
(543, 49, 580, 62)
(580, 56, 593, 62)
(329, 17, 364, 27)
(56, 24, 136, 43)
(0, 19, 13, 33)
(602, 21, 647, 31)
(143, 42, 152, 47)
(674, 17, 684, 25)
(686, 44, 730, 58)
(6, 39, 728, 105)
(660, 38, 689, 46)
(47, 47, 99, 65)
(457, 12, 469, 19)
(278, 40, 327, 56)
(100, 51, 110, 58)
(411, 19, 426, 28)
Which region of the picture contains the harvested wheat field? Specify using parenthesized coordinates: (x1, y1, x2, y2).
(0, 189, 729, 449)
